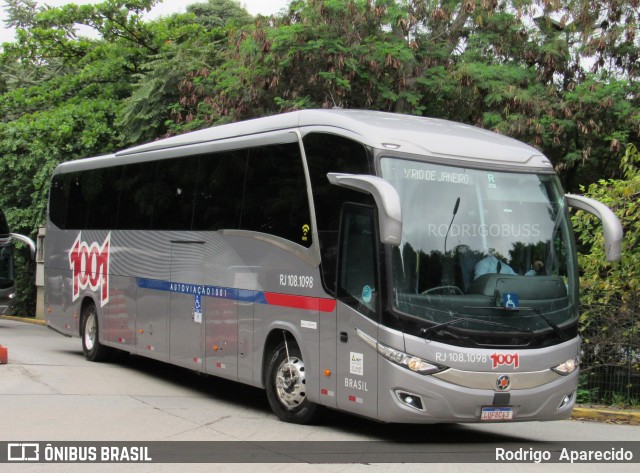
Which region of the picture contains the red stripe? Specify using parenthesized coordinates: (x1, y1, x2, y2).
(318, 298, 337, 313)
(264, 292, 336, 313)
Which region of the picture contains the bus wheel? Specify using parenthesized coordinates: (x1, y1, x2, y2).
(81, 303, 111, 362)
(266, 342, 319, 424)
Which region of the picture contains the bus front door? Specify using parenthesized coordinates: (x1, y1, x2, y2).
(335, 204, 379, 418)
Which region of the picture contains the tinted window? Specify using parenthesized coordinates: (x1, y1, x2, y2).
(49, 142, 312, 250)
(303, 133, 373, 293)
(117, 162, 156, 230)
(193, 149, 247, 230)
(48, 174, 68, 229)
(84, 167, 122, 229)
(65, 173, 89, 229)
(242, 143, 312, 247)
(51, 167, 121, 230)
(338, 204, 379, 320)
(152, 156, 199, 230)
(116, 156, 200, 230)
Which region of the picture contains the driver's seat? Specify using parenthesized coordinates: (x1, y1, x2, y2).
(456, 245, 482, 293)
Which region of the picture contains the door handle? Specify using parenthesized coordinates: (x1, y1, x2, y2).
(340, 331, 348, 343)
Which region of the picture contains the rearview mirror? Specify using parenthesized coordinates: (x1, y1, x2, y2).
(327, 173, 402, 246)
(565, 194, 623, 262)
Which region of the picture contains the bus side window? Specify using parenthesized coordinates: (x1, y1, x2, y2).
(193, 149, 247, 231)
(337, 204, 379, 320)
(303, 133, 374, 295)
(117, 162, 156, 230)
(49, 174, 69, 229)
(152, 156, 199, 230)
(242, 143, 312, 247)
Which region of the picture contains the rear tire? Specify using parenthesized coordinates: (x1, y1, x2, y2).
(266, 342, 319, 424)
(81, 303, 111, 362)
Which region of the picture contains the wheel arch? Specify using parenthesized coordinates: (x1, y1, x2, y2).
(78, 295, 100, 338)
(261, 327, 301, 388)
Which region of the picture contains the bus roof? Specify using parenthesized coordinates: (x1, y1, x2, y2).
(59, 109, 553, 172)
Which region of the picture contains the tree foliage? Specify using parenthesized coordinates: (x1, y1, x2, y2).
(572, 144, 640, 389)
(117, 0, 253, 143)
(0, 0, 251, 313)
(0, 0, 639, 315)
(167, 0, 639, 189)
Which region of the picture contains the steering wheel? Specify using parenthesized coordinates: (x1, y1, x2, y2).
(421, 285, 464, 296)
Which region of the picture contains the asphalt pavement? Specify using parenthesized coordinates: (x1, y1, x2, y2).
(3, 314, 638, 425)
(1, 315, 638, 472)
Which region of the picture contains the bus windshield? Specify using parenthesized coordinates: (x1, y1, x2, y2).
(380, 157, 578, 348)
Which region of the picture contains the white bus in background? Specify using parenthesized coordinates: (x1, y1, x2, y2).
(45, 109, 622, 424)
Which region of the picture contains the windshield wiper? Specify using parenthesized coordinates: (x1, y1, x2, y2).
(475, 305, 566, 340)
(420, 314, 532, 341)
(531, 308, 566, 340)
(420, 316, 468, 338)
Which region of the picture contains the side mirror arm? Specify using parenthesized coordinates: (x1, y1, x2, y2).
(565, 194, 623, 262)
(10, 233, 36, 260)
(327, 173, 402, 246)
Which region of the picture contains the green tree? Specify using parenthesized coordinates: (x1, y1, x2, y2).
(0, 0, 256, 313)
(0, 0, 163, 314)
(1, 0, 638, 315)
(573, 144, 640, 402)
(0, 0, 162, 231)
(168, 0, 639, 189)
(118, 0, 254, 144)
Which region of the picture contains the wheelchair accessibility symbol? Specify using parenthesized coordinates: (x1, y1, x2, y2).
(193, 294, 203, 323)
(502, 292, 519, 309)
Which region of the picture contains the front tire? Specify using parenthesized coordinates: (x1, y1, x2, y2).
(81, 303, 111, 362)
(266, 342, 319, 424)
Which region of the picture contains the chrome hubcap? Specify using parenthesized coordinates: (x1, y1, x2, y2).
(84, 313, 96, 351)
(275, 356, 306, 408)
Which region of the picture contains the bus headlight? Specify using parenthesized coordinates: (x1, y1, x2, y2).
(8, 293, 15, 299)
(551, 357, 578, 375)
(356, 327, 445, 375)
(379, 344, 443, 374)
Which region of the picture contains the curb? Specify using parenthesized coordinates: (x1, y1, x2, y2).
(571, 406, 640, 424)
(0, 315, 46, 326)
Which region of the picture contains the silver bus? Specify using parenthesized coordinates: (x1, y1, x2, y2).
(1, 209, 35, 315)
(45, 110, 622, 424)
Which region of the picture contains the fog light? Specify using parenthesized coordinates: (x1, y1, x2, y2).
(558, 392, 574, 410)
(395, 390, 425, 412)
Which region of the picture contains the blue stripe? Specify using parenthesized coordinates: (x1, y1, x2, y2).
(136, 278, 314, 308)
(136, 277, 238, 301)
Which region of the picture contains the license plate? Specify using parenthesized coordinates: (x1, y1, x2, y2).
(481, 407, 513, 421)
